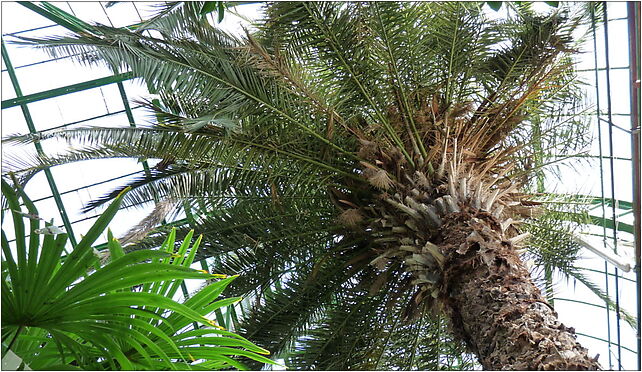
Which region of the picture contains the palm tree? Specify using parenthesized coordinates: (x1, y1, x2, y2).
(4, 1, 608, 369)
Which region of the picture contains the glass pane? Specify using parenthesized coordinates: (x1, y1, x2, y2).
(14, 59, 114, 96)
(0, 2, 55, 35)
(0, 105, 28, 134)
(2, 70, 16, 100)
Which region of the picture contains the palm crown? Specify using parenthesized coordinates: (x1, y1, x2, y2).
(4, 1, 608, 369)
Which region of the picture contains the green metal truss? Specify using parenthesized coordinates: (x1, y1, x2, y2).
(2, 41, 77, 249)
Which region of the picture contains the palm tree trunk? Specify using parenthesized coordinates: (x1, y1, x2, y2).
(439, 210, 601, 370)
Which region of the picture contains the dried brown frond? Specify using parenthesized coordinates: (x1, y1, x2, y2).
(509, 204, 545, 219)
(368, 169, 394, 190)
(368, 270, 389, 295)
(414, 112, 429, 127)
(338, 208, 364, 228)
(120, 199, 178, 245)
(450, 101, 474, 118)
(430, 94, 441, 117)
(326, 114, 334, 140)
(270, 182, 282, 207)
(243, 30, 362, 138)
(338, 199, 360, 209)
(357, 138, 378, 159)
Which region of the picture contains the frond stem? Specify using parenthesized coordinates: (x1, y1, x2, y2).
(445, 10, 460, 105)
(373, 3, 427, 159)
(43, 36, 357, 160)
(7, 325, 24, 351)
(374, 291, 409, 369)
(300, 3, 414, 167)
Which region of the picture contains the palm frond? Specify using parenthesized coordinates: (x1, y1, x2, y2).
(236, 245, 370, 368)
(12, 20, 353, 158)
(522, 194, 637, 330)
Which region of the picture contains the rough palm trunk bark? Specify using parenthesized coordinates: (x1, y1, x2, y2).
(356, 139, 601, 369)
(439, 209, 601, 370)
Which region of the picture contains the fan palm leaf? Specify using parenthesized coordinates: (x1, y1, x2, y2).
(1, 179, 275, 370)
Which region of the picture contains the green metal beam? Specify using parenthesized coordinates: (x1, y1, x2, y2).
(553, 297, 607, 310)
(18, 1, 92, 34)
(575, 331, 635, 353)
(578, 267, 636, 283)
(117, 82, 137, 126)
(116, 81, 152, 176)
(3, 53, 80, 72)
(560, 212, 635, 235)
(586, 215, 635, 235)
(2, 41, 76, 249)
(545, 194, 634, 210)
(2, 72, 134, 109)
(574, 332, 636, 354)
(37, 105, 143, 134)
(2, 23, 58, 37)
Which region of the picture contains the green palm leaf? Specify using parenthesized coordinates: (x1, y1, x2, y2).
(1, 179, 275, 370)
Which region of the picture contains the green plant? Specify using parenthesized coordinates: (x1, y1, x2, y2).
(4, 1, 611, 369)
(1, 179, 274, 370)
